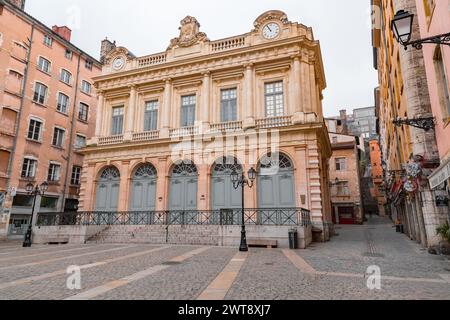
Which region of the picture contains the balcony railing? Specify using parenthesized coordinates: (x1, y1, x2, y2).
(37, 208, 312, 227)
(137, 52, 167, 68)
(211, 36, 246, 52)
(169, 126, 199, 138)
(209, 121, 243, 133)
(256, 116, 293, 129)
(98, 135, 124, 146)
(132, 131, 160, 142)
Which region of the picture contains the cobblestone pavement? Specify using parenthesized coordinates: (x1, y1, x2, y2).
(0, 216, 449, 300)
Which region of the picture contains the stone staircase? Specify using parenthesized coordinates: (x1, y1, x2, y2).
(87, 225, 222, 246)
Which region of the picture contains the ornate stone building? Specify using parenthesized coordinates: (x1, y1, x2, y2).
(79, 11, 333, 238)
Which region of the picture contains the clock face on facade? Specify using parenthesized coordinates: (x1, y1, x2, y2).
(112, 57, 125, 70)
(262, 22, 280, 40)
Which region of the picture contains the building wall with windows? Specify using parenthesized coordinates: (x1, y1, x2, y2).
(326, 119, 364, 225)
(416, 0, 450, 211)
(0, 0, 101, 240)
(372, 0, 445, 248)
(79, 11, 333, 238)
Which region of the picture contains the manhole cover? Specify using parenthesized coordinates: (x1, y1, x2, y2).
(162, 261, 182, 266)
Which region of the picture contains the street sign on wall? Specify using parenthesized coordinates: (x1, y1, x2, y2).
(429, 158, 450, 190)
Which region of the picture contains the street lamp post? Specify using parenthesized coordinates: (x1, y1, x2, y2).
(231, 167, 257, 252)
(391, 10, 450, 50)
(23, 181, 48, 248)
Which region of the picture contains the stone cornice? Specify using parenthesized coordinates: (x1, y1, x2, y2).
(94, 36, 325, 89)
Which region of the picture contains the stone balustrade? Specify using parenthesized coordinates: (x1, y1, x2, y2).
(211, 36, 246, 52)
(255, 116, 293, 129)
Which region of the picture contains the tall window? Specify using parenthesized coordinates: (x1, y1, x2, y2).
(65, 49, 73, 60)
(60, 69, 72, 85)
(52, 127, 65, 147)
(336, 182, 350, 196)
(111, 106, 124, 135)
(221, 88, 237, 122)
(75, 134, 86, 149)
(81, 80, 91, 94)
(71, 166, 82, 185)
(181, 95, 196, 127)
(335, 158, 347, 171)
(434, 47, 450, 118)
(265, 81, 284, 117)
(144, 100, 158, 131)
(37, 57, 51, 73)
(27, 119, 42, 141)
(85, 60, 93, 70)
(78, 103, 89, 122)
(21, 158, 37, 178)
(47, 163, 61, 182)
(43, 35, 52, 47)
(33, 82, 47, 104)
(57, 93, 69, 114)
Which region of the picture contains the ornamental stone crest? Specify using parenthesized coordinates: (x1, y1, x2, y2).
(168, 16, 209, 49)
(253, 10, 290, 32)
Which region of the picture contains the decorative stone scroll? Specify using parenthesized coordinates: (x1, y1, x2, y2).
(168, 16, 209, 50)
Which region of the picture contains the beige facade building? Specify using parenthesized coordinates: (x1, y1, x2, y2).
(79, 11, 333, 238)
(0, 0, 101, 240)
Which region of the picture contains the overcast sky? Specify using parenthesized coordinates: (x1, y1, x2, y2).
(25, 0, 378, 117)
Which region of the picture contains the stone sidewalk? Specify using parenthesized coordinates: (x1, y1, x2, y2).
(0, 216, 448, 300)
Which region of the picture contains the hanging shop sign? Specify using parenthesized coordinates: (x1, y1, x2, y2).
(403, 180, 417, 193)
(429, 158, 450, 190)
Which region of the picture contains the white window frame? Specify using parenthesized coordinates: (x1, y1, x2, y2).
(52, 126, 66, 148)
(81, 80, 92, 95)
(37, 56, 51, 74)
(27, 116, 43, 141)
(335, 158, 347, 171)
(60, 69, 72, 85)
(264, 81, 285, 118)
(47, 162, 61, 182)
(33, 82, 48, 105)
(78, 102, 89, 122)
(56, 92, 70, 114)
(75, 133, 87, 149)
(21, 157, 37, 178)
(43, 35, 53, 47)
(71, 166, 82, 185)
(65, 49, 73, 60)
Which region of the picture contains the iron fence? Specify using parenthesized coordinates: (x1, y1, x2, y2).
(37, 208, 312, 227)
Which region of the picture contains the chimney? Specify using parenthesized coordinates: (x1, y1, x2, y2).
(339, 109, 348, 135)
(100, 38, 116, 64)
(8, 0, 26, 10)
(52, 25, 72, 42)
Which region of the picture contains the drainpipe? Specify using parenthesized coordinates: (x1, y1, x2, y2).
(60, 54, 82, 212)
(5, 24, 35, 207)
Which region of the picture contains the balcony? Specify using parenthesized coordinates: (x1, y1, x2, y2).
(211, 36, 246, 52)
(94, 116, 294, 147)
(132, 131, 160, 142)
(136, 52, 167, 68)
(256, 116, 293, 129)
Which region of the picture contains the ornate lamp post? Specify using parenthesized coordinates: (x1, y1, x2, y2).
(23, 181, 48, 248)
(231, 167, 257, 252)
(391, 10, 450, 50)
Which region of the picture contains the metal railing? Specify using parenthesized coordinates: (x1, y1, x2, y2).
(37, 208, 312, 227)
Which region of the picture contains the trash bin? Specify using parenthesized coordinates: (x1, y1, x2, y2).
(289, 229, 298, 249)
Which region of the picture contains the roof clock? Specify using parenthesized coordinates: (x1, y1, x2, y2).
(262, 22, 280, 40)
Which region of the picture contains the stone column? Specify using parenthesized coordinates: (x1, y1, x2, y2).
(243, 64, 255, 129)
(291, 56, 305, 125)
(295, 146, 310, 210)
(78, 163, 96, 211)
(301, 51, 312, 114)
(118, 161, 130, 212)
(95, 91, 104, 137)
(201, 72, 211, 132)
(124, 85, 137, 142)
(161, 79, 172, 138)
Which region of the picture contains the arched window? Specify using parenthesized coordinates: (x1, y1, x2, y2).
(130, 164, 157, 212)
(171, 160, 198, 176)
(169, 160, 198, 213)
(95, 166, 120, 211)
(211, 157, 243, 211)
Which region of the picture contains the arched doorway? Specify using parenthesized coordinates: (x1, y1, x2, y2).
(95, 166, 120, 212)
(211, 157, 242, 210)
(168, 160, 198, 224)
(257, 153, 296, 209)
(129, 163, 157, 211)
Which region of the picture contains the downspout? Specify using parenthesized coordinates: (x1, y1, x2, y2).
(60, 53, 82, 212)
(5, 24, 35, 201)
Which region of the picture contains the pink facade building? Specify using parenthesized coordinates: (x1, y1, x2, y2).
(416, 1, 450, 206)
(0, 0, 101, 240)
